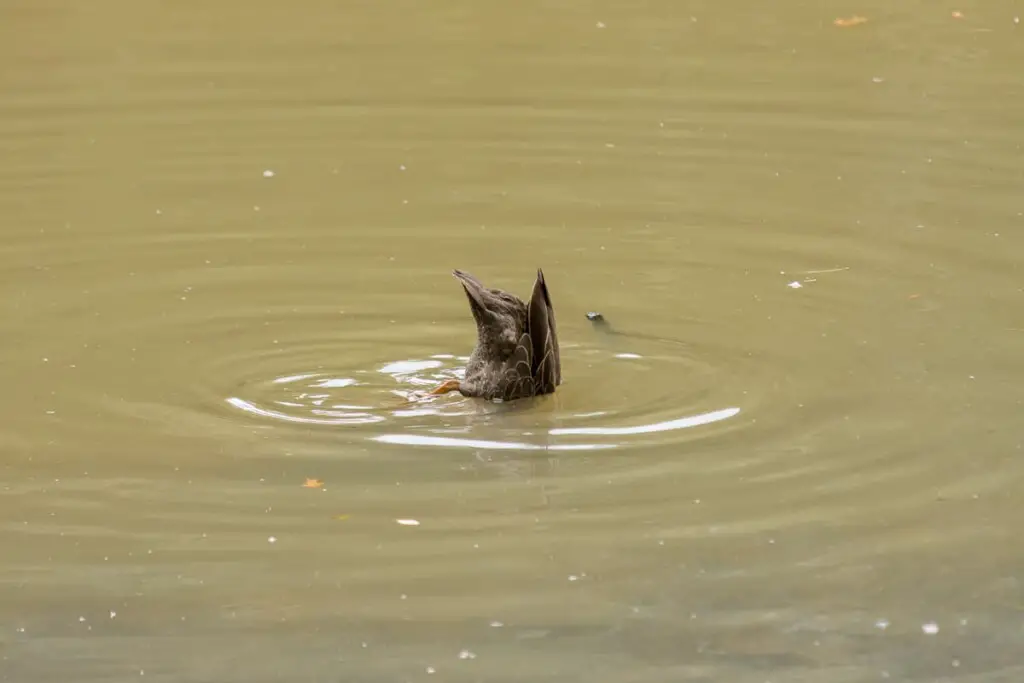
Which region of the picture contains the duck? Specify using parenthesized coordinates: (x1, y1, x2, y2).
(430, 268, 561, 401)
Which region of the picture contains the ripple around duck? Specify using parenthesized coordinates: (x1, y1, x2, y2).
(18, 247, 759, 460)
(220, 321, 749, 453)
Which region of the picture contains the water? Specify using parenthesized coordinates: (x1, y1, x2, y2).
(2, 1, 1023, 681)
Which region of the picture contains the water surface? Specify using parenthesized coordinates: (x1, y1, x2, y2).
(2, 1, 1023, 681)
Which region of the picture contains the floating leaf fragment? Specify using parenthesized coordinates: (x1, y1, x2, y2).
(302, 478, 324, 489)
(834, 16, 868, 27)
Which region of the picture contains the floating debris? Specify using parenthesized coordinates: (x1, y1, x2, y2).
(262, 169, 275, 178)
(922, 622, 940, 635)
(302, 478, 324, 489)
(396, 518, 421, 526)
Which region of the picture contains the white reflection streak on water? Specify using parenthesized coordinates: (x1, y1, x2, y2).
(379, 359, 444, 374)
(371, 434, 616, 451)
(372, 407, 740, 451)
(225, 397, 386, 425)
(549, 407, 740, 436)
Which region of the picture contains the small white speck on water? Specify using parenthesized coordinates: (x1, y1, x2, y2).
(396, 518, 420, 526)
(596, 21, 605, 28)
(568, 574, 580, 581)
(872, 76, 885, 83)
(253, 205, 260, 211)
(109, 610, 116, 619)
(155, 209, 162, 215)
(399, 164, 406, 171)
(78, 616, 86, 623)
(16, 627, 25, 633)
(400, 594, 407, 600)
(458, 649, 477, 660)
(426, 667, 436, 674)
(875, 618, 890, 630)
(615, 352, 642, 359)
(267, 536, 277, 544)
(788, 281, 803, 289)
(262, 169, 275, 178)
(922, 621, 940, 635)
(489, 620, 504, 628)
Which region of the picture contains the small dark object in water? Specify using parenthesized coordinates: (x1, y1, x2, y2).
(586, 311, 604, 322)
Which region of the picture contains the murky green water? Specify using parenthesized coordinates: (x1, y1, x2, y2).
(2, 1, 1023, 681)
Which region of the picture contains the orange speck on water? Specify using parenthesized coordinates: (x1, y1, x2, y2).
(834, 16, 868, 27)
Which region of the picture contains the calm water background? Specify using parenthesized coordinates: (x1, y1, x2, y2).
(2, 1, 1023, 681)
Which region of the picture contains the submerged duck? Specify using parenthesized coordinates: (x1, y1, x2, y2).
(430, 269, 562, 401)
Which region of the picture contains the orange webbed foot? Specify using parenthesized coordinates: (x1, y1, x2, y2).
(427, 379, 461, 396)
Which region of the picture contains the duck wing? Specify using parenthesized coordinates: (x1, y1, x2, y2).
(528, 268, 561, 394)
